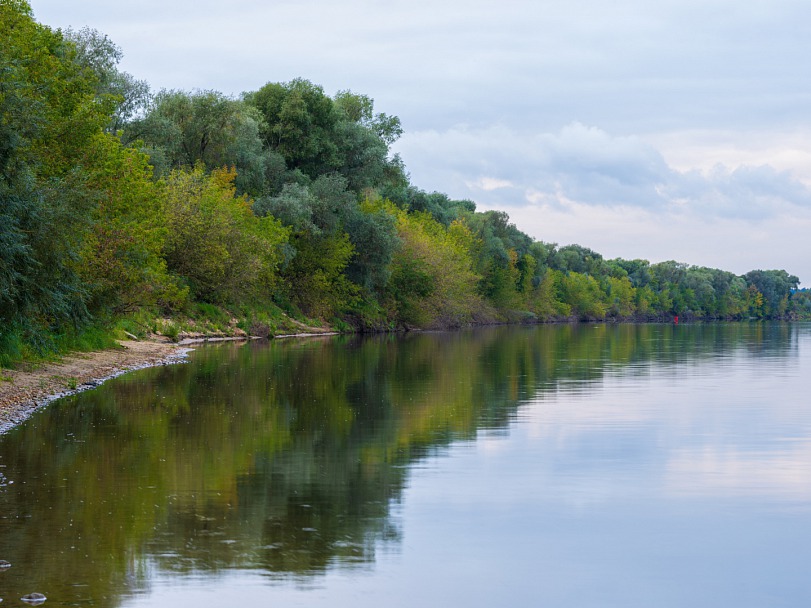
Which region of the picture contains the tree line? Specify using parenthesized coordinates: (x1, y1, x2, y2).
(0, 1, 805, 362)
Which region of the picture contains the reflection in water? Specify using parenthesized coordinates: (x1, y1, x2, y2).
(0, 322, 808, 607)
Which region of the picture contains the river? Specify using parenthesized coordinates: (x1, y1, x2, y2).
(1, 323, 810, 607)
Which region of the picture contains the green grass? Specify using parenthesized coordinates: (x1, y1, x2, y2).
(1, 298, 341, 370)
(0, 322, 119, 370)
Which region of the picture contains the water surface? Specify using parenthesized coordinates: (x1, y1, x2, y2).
(1, 323, 810, 606)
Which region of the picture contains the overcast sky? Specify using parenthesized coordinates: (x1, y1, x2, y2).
(31, 0, 811, 284)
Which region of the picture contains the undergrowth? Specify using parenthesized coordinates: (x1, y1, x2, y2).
(0, 322, 119, 369)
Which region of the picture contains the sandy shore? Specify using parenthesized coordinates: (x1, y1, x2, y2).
(0, 340, 188, 434)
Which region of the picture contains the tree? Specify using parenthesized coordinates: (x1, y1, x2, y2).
(162, 167, 289, 304)
(245, 79, 405, 195)
(561, 272, 607, 319)
(551, 244, 606, 276)
(1, 1, 107, 349)
(343, 200, 399, 295)
(79, 133, 184, 314)
(386, 208, 484, 327)
(253, 175, 361, 317)
(125, 90, 267, 195)
(529, 269, 569, 319)
(744, 269, 799, 318)
(63, 27, 150, 134)
(606, 276, 635, 318)
(246, 79, 340, 179)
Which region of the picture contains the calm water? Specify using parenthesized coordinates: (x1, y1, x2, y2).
(1, 323, 811, 607)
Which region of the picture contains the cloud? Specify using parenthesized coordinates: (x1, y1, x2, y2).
(394, 122, 811, 220)
(394, 122, 811, 282)
(670, 163, 811, 220)
(465, 177, 514, 191)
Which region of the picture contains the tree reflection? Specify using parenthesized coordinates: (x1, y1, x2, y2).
(0, 323, 797, 605)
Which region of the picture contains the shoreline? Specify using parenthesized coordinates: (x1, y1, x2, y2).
(0, 319, 647, 435)
(0, 318, 794, 435)
(0, 340, 190, 435)
(0, 331, 341, 436)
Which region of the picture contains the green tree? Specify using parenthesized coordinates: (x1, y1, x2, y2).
(246, 79, 340, 179)
(63, 27, 150, 134)
(561, 272, 607, 319)
(606, 276, 635, 318)
(162, 166, 289, 304)
(253, 176, 360, 318)
(0, 0, 108, 352)
(126, 90, 267, 195)
(743, 269, 799, 318)
(387, 208, 484, 327)
(551, 244, 606, 277)
(78, 133, 185, 314)
(530, 269, 569, 319)
(246, 80, 405, 195)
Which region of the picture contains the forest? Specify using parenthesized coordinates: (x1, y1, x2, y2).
(1, 0, 808, 365)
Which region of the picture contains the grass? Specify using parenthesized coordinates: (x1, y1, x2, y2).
(0, 323, 118, 370)
(1, 300, 337, 370)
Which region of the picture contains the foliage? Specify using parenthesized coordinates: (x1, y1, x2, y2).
(125, 89, 268, 195)
(386, 207, 484, 327)
(560, 272, 607, 319)
(0, 0, 105, 351)
(2, 5, 809, 367)
(743, 269, 799, 317)
(245, 79, 406, 194)
(79, 132, 184, 314)
(63, 26, 150, 134)
(162, 166, 289, 305)
(280, 230, 359, 319)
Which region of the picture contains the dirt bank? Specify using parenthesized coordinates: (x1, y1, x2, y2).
(0, 340, 188, 434)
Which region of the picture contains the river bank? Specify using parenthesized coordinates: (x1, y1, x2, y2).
(0, 339, 187, 434)
(0, 316, 788, 435)
(0, 326, 348, 435)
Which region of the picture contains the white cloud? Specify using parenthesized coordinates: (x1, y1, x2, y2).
(466, 177, 514, 192)
(394, 123, 811, 219)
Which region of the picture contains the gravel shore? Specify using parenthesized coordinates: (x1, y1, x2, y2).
(0, 340, 188, 434)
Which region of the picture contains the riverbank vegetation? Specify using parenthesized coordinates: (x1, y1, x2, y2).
(1, 1, 806, 366)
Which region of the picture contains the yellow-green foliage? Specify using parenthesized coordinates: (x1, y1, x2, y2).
(1, 2, 108, 178)
(530, 268, 570, 319)
(606, 276, 636, 318)
(388, 207, 484, 327)
(561, 271, 607, 319)
(282, 230, 359, 319)
(518, 253, 537, 296)
(635, 285, 655, 316)
(162, 166, 289, 304)
(79, 132, 186, 313)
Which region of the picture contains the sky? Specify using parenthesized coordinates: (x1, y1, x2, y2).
(30, 0, 811, 284)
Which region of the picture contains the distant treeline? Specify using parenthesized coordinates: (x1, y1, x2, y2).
(1, 1, 807, 360)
